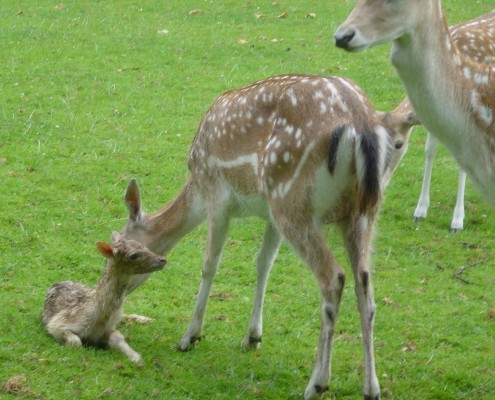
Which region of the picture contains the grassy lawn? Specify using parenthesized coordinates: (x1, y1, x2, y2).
(1, 1, 494, 399)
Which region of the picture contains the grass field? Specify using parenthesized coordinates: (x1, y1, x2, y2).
(1, 1, 494, 399)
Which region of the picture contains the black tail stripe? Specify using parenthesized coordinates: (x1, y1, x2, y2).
(359, 127, 381, 210)
(328, 125, 346, 174)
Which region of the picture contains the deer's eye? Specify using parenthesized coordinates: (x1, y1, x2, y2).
(129, 253, 139, 261)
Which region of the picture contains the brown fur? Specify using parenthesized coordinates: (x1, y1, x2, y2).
(43, 232, 166, 364)
(118, 74, 419, 398)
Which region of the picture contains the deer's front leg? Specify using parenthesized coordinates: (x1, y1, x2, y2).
(413, 132, 437, 221)
(450, 169, 466, 232)
(178, 206, 229, 351)
(343, 216, 380, 400)
(242, 222, 282, 350)
(108, 330, 143, 365)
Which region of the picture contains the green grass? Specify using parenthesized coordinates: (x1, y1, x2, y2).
(1, 0, 494, 399)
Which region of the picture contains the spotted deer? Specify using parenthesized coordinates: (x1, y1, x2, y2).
(119, 74, 418, 399)
(411, 12, 495, 231)
(335, 4, 495, 211)
(43, 232, 166, 364)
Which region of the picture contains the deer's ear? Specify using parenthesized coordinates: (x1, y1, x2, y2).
(407, 111, 420, 127)
(111, 231, 121, 242)
(125, 179, 143, 222)
(96, 241, 114, 258)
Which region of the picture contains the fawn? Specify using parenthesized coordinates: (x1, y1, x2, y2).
(43, 232, 166, 364)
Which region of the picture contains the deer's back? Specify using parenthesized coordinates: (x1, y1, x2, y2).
(43, 280, 94, 325)
(451, 11, 495, 64)
(188, 75, 386, 219)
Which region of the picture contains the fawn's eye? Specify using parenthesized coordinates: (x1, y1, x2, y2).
(129, 253, 139, 261)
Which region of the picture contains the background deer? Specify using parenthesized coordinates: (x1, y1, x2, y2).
(43, 232, 166, 365)
(334, 2, 495, 398)
(119, 74, 418, 399)
(411, 12, 495, 231)
(335, 5, 495, 208)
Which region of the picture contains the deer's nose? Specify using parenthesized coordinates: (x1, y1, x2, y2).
(334, 30, 356, 49)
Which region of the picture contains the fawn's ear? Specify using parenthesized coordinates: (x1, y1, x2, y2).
(407, 111, 420, 127)
(96, 241, 114, 258)
(125, 179, 143, 222)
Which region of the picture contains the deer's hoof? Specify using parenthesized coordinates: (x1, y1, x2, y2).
(241, 335, 262, 351)
(177, 336, 201, 352)
(304, 384, 328, 399)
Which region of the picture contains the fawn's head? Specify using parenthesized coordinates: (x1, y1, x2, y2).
(379, 99, 420, 151)
(96, 232, 166, 275)
(378, 101, 420, 185)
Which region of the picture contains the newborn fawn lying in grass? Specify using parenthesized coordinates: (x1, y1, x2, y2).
(43, 232, 166, 364)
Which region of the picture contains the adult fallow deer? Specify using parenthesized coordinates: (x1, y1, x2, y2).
(335, 4, 495, 207)
(119, 74, 418, 399)
(411, 12, 495, 231)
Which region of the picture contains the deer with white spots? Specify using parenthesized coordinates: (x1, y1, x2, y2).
(409, 11, 495, 231)
(43, 233, 166, 364)
(119, 74, 418, 399)
(335, 4, 495, 212)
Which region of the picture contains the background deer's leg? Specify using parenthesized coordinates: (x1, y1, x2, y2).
(414, 132, 438, 221)
(451, 169, 466, 232)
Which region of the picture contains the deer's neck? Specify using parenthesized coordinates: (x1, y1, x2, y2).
(93, 266, 129, 318)
(390, 2, 495, 199)
(144, 177, 205, 255)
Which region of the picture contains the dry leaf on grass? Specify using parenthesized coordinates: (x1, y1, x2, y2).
(277, 11, 288, 19)
(401, 340, 417, 352)
(382, 297, 395, 305)
(210, 291, 234, 301)
(189, 9, 202, 16)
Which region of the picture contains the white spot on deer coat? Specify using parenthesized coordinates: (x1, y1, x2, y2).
(270, 152, 277, 165)
(270, 141, 316, 199)
(470, 90, 493, 126)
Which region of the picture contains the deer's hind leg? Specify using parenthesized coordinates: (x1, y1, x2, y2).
(46, 318, 83, 347)
(60, 330, 83, 347)
(242, 221, 282, 350)
(341, 214, 380, 400)
(271, 209, 345, 400)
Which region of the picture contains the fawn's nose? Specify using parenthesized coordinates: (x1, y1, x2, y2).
(334, 30, 356, 49)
